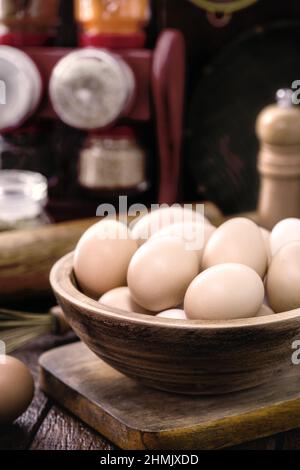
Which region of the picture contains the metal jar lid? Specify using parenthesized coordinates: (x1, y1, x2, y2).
(49, 48, 136, 130)
(0, 46, 42, 130)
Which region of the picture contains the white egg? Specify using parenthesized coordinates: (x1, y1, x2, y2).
(131, 206, 210, 246)
(0, 357, 34, 424)
(157, 309, 187, 320)
(150, 222, 216, 264)
(267, 241, 300, 313)
(99, 287, 153, 315)
(256, 304, 274, 317)
(271, 218, 300, 256)
(128, 237, 199, 312)
(202, 218, 268, 278)
(74, 220, 137, 298)
(184, 263, 265, 321)
(260, 227, 272, 265)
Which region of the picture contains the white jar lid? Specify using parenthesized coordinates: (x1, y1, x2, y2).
(49, 48, 135, 130)
(0, 46, 42, 130)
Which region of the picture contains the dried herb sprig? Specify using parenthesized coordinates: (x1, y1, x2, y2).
(0, 307, 70, 353)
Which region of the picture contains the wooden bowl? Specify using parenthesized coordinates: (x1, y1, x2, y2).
(50, 253, 300, 396)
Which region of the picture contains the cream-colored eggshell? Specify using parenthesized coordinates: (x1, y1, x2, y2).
(184, 263, 265, 321)
(260, 227, 272, 265)
(202, 218, 268, 278)
(271, 218, 300, 256)
(267, 242, 300, 313)
(204, 224, 216, 241)
(131, 206, 210, 246)
(99, 287, 153, 315)
(150, 222, 216, 264)
(128, 237, 199, 312)
(74, 220, 137, 298)
(0, 356, 34, 425)
(256, 304, 275, 317)
(157, 309, 187, 320)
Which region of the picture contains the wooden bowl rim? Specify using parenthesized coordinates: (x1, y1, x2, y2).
(50, 252, 300, 331)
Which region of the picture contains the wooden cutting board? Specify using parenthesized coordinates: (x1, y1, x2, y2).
(39, 342, 300, 450)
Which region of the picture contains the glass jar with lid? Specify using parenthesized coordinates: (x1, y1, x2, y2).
(78, 126, 148, 194)
(0, 46, 43, 131)
(49, 48, 136, 130)
(0, 170, 50, 231)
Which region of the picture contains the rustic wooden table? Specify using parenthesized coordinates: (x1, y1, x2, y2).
(0, 332, 299, 451)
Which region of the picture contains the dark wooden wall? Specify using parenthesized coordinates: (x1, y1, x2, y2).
(153, 0, 300, 87)
(152, 0, 300, 213)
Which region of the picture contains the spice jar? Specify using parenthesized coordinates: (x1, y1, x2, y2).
(0, 0, 60, 45)
(49, 48, 135, 130)
(75, 0, 150, 48)
(257, 89, 300, 229)
(0, 170, 49, 231)
(0, 46, 42, 131)
(78, 127, 147, 193)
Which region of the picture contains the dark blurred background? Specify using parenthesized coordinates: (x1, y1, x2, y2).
(153, 0, 300, 214)
(3, 0, 300, 217)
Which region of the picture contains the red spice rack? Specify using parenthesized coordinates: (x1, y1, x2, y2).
(17, 30, 185, 205)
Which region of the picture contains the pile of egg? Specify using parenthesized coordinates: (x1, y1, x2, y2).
(73, 208, 300, 321)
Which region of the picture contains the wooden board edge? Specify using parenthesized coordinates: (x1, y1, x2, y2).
(39, 362, 300, 450)
(145, 399, 300, 450)
(39, 367, 148, 450)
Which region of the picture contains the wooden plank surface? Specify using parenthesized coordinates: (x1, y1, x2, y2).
(30, 406, 114, 451)
(1, 332, 300, 450)
(39, 341, 300, 450)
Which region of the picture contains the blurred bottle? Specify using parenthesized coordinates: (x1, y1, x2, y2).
(75, 0, 150, 48)
(0, 0, 60, 45)
(257, 89, 300, 229)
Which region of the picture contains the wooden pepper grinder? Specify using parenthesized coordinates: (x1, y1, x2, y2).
(257, 89, 300, 229)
